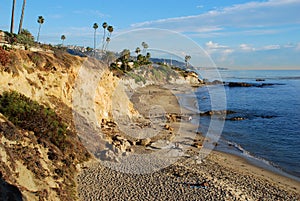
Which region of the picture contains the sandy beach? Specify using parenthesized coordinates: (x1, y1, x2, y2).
(77, 85, 300, 200)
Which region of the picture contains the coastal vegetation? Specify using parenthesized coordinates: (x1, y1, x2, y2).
(0, 91, 90, 200)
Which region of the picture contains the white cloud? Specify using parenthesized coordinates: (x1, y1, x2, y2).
(205, 41, 234, 62)
(131, 0, 300, 33)
(240, 44, 255, 51)
(260, 44, 281, 50)
(205, 41, 228, 49)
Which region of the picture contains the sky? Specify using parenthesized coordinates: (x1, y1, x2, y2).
(1, 0, 300, 69)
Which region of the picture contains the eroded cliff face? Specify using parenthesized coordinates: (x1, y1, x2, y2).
(0, 50, 135, 124)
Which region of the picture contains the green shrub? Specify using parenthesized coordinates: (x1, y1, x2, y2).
(0, 91, 67, 149)
(127, 72, 146, 84)
(17, 29, 35, 48)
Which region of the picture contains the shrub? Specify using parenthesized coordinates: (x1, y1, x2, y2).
(0, 91, 67, 149)
(17, 29, 35, 48)
(0, 46, 10, 66)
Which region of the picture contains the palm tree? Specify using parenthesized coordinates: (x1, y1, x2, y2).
(146, 52, 151, 60)
(18, 0, 27, 34)
(107, 25, 114, 37)
(93, 23, 98, 56)
(185, 55, 191, 68)
(61, 35, 66, 46)
(10, 0, 16, 33)
(104, 26, 113, 51)
(142, 42, 149, 54)
(104, 37, 111, 51)
(37, 16, 45, 42)
(101, 22, 108, 51)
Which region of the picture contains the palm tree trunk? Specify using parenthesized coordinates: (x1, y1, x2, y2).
(94, 29, 97, 56)
(104, 33, 112, 51)
(37, 24, 41, 42)
(10, 0, 16, 33)
(18, 0, 27, 34)
(102, 29, 106, 51)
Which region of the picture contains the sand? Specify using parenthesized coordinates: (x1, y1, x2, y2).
(77, 85, 300, 200)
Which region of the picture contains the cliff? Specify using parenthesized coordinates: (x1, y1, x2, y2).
(0, 48, 202, 200)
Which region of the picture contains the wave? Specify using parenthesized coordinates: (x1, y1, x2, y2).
(226, 140, 275, 167)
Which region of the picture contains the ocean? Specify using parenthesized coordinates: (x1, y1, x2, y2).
(181, 70, 300, 180)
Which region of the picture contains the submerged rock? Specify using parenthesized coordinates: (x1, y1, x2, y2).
(226, 116, 247, 121)
(200, 110, 236, 116)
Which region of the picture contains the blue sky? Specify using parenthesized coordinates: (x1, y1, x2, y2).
(1, 0, 300, 69)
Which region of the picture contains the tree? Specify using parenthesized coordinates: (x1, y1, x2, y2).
(61, 35, 66, 46)
(104, 25, 113, 51)
(185, 55, 191, 67)
(10, 0, 16, 33)
(120, 49, 130, 71)
(146, 52, 151, 60)
(135, 47, 141, 58)
(37, 16, 45, 42)
(93, 23, 98, 56)
(142, 42, 149, 54)
(18, 0, 27, 34)
(101, 22, 108, 51)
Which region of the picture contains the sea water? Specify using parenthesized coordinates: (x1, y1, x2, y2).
(180, 70, 300, 180)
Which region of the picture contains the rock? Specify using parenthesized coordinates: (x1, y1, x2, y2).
(97, 150, 119, 162)
(113, 135, 125, 141)
(192, 142, 202, 148)
(128, 140, 136, 146)
(200, 110, 236, 116)
(256, 78, 265, 82)
(227, 117, 246, 121)
(227, 82, 253, 87)
(164, 124, 174, 131)
(139, 138, 151, 146)
(211, 80, 223, 85)
(150, 140, 171, 149)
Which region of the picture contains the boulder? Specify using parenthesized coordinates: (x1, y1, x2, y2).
(139, 138, 151, 146)
(97, 150, 119, 162)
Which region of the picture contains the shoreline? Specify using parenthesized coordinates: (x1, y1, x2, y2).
(77, 84, 300, 200)
(214, 137, 300, 183)
(174, 84, 300, 190)
(176, 82, 300, 182)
